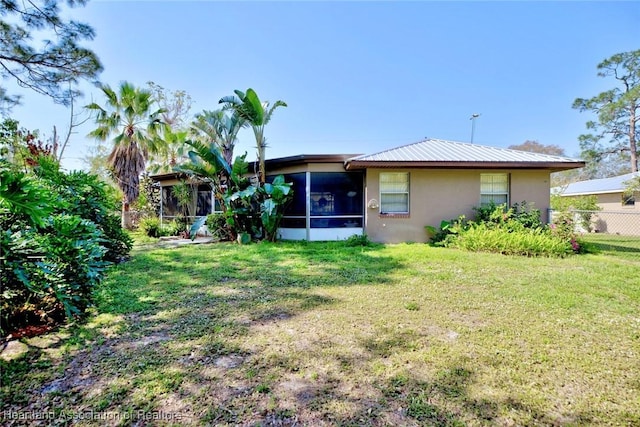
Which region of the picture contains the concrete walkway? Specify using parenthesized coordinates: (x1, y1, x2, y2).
(137, 236, 216, 250)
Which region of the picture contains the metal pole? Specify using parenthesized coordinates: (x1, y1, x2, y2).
(470, 113, 480, 143)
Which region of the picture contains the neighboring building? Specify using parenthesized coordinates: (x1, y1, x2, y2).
(152, 138, 584, 243)
(554, 172, 640, 236)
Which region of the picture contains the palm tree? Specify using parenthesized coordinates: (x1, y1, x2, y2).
(86, 81, 165, 229)
(190, 109, 246, 169)
(219, 89, 286, 184)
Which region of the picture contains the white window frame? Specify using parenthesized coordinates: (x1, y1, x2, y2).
(480, 173, 509, 207)
(380, 172, 409, 214)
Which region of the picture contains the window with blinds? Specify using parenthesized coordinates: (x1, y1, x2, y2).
(380, 172, 409, 214)
(480, 173, 509, 206)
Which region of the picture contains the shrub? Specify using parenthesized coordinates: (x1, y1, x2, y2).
(428, 200, 582, 257)
(206, 213, 232, 241)
(33, 160, 132, 262)
(426, 216, 469, 246)
(0, 157, 131, 334)
(447, 222, 573, 257)
(139, 217, 184, 238)
(344, 233, 372, 247)
(473, 200, 543, 230)
(551, 194, 601, 232)
(140, 217, 162, 238)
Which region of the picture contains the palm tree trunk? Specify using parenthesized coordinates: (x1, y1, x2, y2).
(122, 201, 133, 229)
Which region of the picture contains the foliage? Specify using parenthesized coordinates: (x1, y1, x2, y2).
(0, 160, 54, 226)
(190, 109, 246, 168)
(0, 156, 130, 335)
(147, 81, 193, 129)
(473, 200, 544, 230)
(139, 217, 162, 238)
(172, 180, 196, 218)
(223, 173, 293, 242)
(344, 233, 372, 247)
(429, 201, 579, 256)
(260, 175, 293, 241)
(131, 174, 160, 218)
(623, 174, 640, 197)
(0, 0, 102, 111)
(206, 213, 233, 241)
(176, 138, 293, 242)
(139, 217, 181, 238)
(86, 81, 167, 228)
(32, 157, 133, 262)
(36, 215, 108, 318)
(573, 49, 640, 175)
(550, 193, 601, 232)
(219, 88, 287, 184)
(448, 222, 574, 257)
(507, 140, 566, 156)
(425, 216, 469, 246)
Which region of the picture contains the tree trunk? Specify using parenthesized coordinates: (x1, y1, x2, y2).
(258, 140, 266, 185)
(121, 201, 133, 229)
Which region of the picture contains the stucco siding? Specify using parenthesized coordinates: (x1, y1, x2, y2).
(364, 169, 552, 243)
(510, 170, 552, 222)
(594, 192, 639, 212)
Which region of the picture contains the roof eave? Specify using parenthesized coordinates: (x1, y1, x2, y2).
(265, 154, 362, 170)
(344, 160, 586, 171)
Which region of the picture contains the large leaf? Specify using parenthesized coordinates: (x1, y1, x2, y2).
(189, 216, 207, 241)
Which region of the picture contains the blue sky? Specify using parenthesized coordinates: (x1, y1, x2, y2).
(6, 1, 639, 171)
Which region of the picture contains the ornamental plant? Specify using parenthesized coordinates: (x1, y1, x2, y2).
(0, 156, 132, 335)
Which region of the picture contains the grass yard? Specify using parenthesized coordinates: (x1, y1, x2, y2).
(1, 236, 639, 426)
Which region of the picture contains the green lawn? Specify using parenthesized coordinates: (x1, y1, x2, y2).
(2, 237, 639, 426)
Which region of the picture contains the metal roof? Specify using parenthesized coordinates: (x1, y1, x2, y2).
(556, 172, 639, 196)
(344, 138, 584, 170)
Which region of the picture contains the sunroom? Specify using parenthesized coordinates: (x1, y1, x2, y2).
(264, 155, 365, 241)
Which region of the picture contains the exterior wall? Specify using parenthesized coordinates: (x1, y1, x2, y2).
(567, 192, 640, 236)
(594, 192, 639, 212)
(364, 169, 551, 243)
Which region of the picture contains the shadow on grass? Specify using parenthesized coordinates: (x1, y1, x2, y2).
(580, 234, 640, 255)
(1, 241, 402, 423)
(5, 241, 634, 425)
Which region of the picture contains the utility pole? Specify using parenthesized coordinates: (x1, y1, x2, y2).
(470, 113, 481, 143)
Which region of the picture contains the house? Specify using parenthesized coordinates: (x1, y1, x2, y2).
(152, 138, 584, 243)
(554, 172, 640, 236)
(266, 139, 584, 243)
(149, 172, 222, 224)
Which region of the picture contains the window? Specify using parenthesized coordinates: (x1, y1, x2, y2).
(622, 193, 636, 207)
(310, 172, 364, 228)
(380, 172, 409, 214)
(480, 173, 509, 206)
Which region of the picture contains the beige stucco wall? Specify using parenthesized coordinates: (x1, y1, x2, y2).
(593, 192, 639, 235)
(594, 192, 639, 212)
(364, 169, 552, 243)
